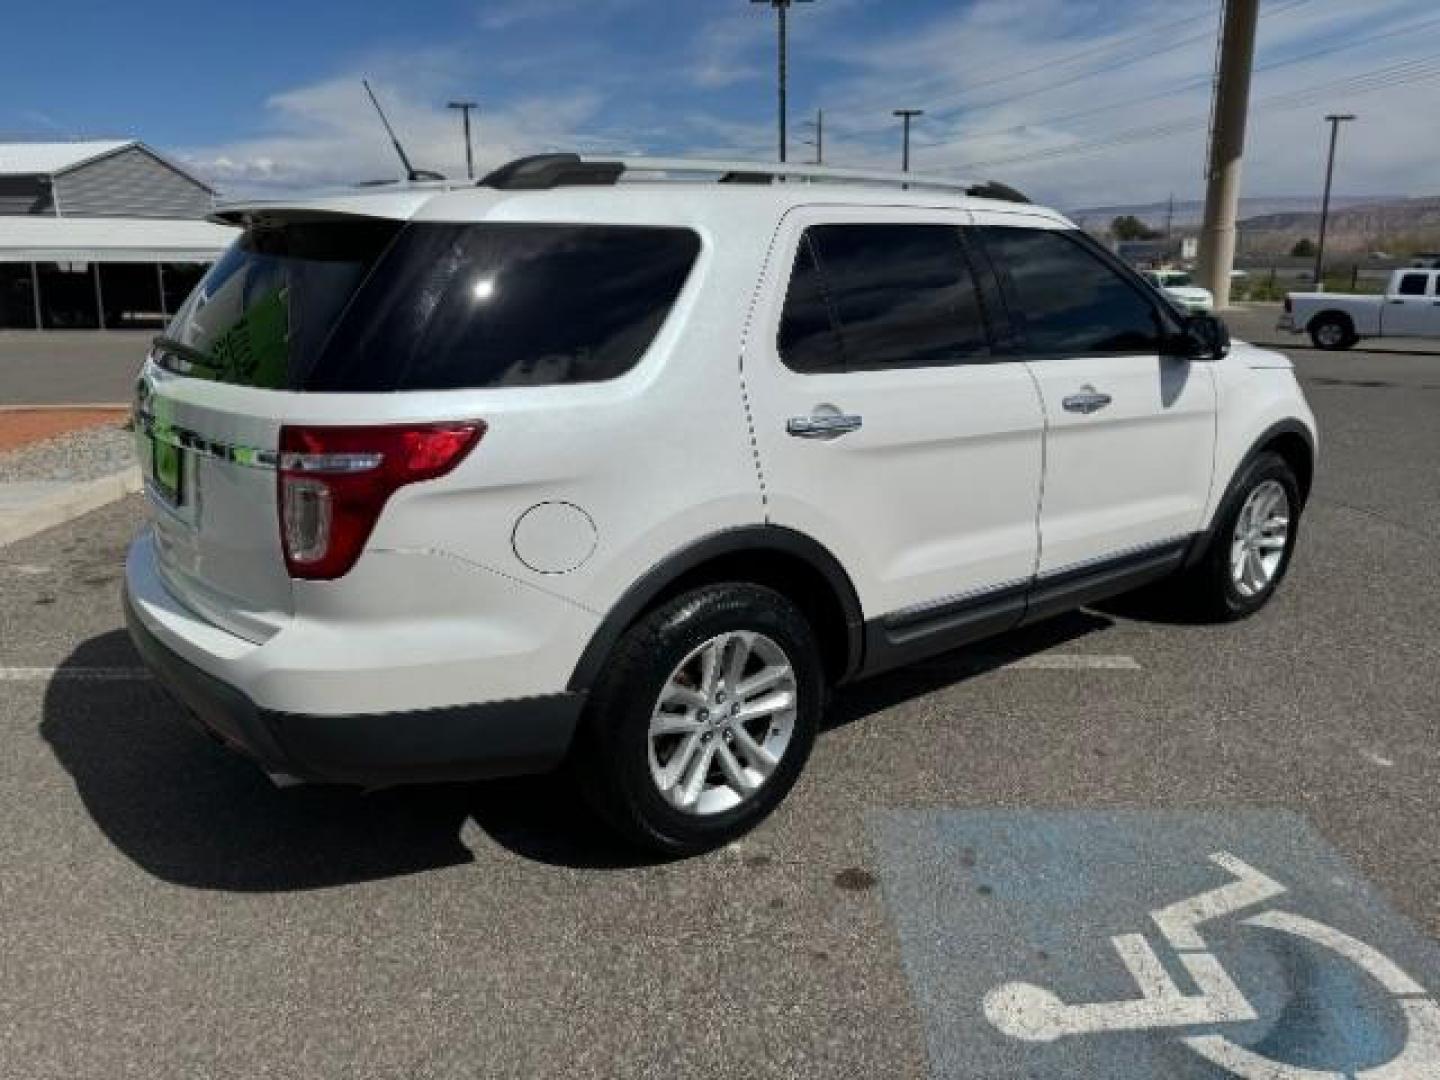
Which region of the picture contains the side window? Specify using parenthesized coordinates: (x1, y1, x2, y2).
(778, 234, 845, 373)
(777, 223, 991, 372)
(977, 226, 1164, 355)
(1397, 273, 1430, 297)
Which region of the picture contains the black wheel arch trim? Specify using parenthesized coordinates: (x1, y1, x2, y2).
(566, 525, 867, 693)
(1185, 418, 1316, 569)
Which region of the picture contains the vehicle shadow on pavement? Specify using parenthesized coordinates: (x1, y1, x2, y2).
(43, 613, 1114, 889)
(823, 609, 1115, 733)
(41, 631, 652, 891)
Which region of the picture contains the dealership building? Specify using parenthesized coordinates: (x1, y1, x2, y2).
(0, 140, 236, 331)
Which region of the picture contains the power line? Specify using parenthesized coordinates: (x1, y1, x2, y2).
(914, 0, 1312, 122)
(945, 55, 1440, 172)
(916, 3, 1440, 152)
(935, 4, 1227, 99)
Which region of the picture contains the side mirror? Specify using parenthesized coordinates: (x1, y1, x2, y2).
(1172, 313, 1230, 361)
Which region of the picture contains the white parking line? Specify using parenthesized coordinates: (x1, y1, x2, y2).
(923, 654, 1142, 672)
(995, 654, 1142, 671)
(0, 667, 151, 682)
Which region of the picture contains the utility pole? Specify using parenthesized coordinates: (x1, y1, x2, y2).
(1165, 193, 1175, 239)
(751, 0, 813, 163)
(800, 108, 824, 164)
(894, 109, 923, 172)
(1195, 0, 1260, 309)
(447, 101, 479, 180)
(1314, 114, 1356, 290)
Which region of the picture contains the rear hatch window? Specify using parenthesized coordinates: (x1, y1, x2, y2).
(157, 220, 700, 391)
(159, 218, 401, 390)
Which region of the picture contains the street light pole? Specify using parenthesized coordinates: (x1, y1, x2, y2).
(752, 0, 813, 163)
(447, 101, 479, 180)
(1314, 114, 1356, 290)
(893, 109, 924, 172)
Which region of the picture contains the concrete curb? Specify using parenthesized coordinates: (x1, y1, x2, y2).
(0, 467, 142, 548)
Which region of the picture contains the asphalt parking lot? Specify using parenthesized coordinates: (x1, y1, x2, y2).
(2, 308, 1438, 1078)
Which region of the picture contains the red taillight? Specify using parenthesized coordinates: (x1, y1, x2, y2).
(278, 421, 485, 580)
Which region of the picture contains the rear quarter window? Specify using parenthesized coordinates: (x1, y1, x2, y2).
(309, 224, 701, 391)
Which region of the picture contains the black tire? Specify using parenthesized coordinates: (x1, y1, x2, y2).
(573, 584, 825, 856)
(1167, 451, 1302, 622)
(1309, 314, 1355, 351)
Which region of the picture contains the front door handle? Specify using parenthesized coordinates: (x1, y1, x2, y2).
(1062, 387, 1113, 415)
(787, 410, 863, 439)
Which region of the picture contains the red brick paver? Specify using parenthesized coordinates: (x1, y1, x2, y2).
(0, 408, 130, 453)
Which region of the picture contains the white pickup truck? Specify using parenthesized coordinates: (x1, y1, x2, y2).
(1280, 268, 1440, 350)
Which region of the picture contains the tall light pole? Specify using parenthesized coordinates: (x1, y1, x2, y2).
(894, 109, 924, 172)
(1314, 114, 1356, 290)
(751, 0, 814, 163)
(447, 101, 479, 180)
(1195, 0, 1260, 309)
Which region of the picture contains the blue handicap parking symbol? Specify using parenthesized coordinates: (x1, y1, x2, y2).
(867, 809, 1440, 1079)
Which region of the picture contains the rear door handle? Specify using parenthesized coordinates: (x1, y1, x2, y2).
(787, 411, 863, 439)
(1062, 387, 1113, 415)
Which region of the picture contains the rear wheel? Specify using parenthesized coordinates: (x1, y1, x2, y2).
(575, 584, 824, 856)
(1309, 315, 1355, 350)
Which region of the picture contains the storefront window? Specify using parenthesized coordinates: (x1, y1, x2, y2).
(37, 263, 99, 329)
(0, 265, 37, 330)
(99, 263, 165, 330)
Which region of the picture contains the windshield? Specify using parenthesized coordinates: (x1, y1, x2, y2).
(156, 218, 402, 388)
(1161, 273, 1193, 287)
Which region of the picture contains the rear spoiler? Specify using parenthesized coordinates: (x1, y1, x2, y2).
(209, 189, 444, 228)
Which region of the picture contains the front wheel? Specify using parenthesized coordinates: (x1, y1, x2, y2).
(1165, 452, 1302, 622)
(574, 584, 825, 856)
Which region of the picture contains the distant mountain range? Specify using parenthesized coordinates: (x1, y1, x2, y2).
(1067, 196, 1396, 230)
(1070, 195, 1440, 253)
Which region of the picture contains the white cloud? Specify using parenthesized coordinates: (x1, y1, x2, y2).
(799, 0, 1440, 205)
(689, 9, 770, 89)
(477, 0, 642, 31)
(179, 67, 607, 192)
(172, 0, 1440, 206)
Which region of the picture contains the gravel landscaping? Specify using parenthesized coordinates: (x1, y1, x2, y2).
(0, 421, 136, 484)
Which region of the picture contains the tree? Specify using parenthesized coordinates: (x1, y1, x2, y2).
(1111, 215, 1162, 241)
(1291, 238, 1317, 258)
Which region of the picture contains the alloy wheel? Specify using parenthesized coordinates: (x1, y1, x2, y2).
(647, 631, 798, 816)
(1230, 479, 1291, 598)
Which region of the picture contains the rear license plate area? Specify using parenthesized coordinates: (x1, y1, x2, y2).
(148, 435, 186, 508)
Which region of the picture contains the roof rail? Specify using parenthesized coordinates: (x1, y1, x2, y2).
(478, 152, 1029, 203)
(479, 153, 624, 190)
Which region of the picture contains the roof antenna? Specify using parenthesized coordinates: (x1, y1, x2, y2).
(362, 80, 444, 183)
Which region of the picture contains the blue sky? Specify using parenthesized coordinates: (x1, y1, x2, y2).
(4, 0, 1438, 206)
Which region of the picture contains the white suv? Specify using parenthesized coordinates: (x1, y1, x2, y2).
(124, 154, 1318, 854)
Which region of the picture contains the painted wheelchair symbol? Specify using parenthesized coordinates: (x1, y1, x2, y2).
(984, 852, 1440, 1079)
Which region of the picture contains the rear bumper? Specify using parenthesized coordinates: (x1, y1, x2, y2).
(124, 586, 584, 785)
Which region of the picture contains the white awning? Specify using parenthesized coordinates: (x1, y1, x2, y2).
(0, 215, 237, 263)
